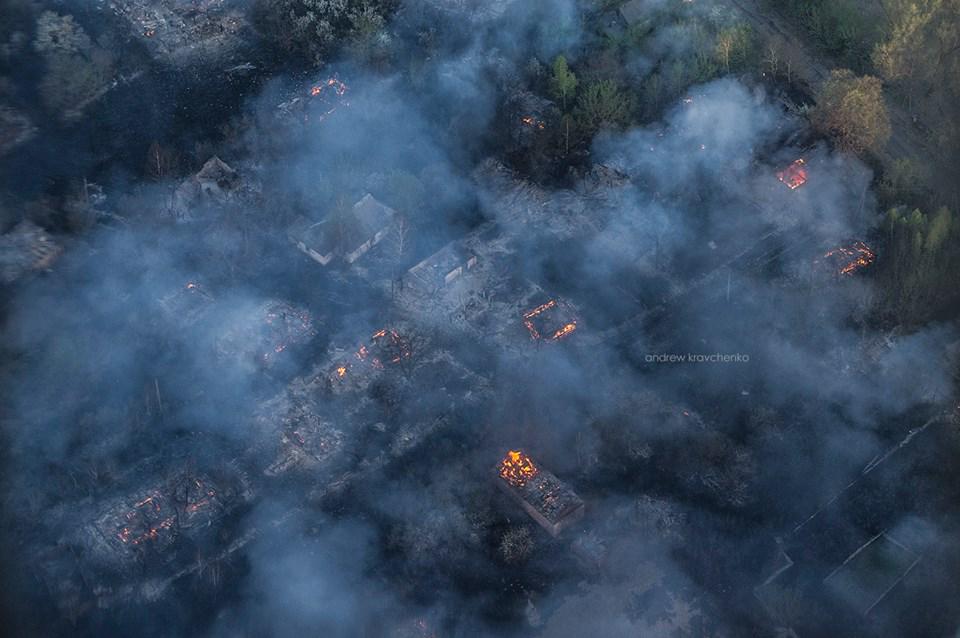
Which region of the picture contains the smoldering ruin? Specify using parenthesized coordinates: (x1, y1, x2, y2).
(1, 1, 959, 637)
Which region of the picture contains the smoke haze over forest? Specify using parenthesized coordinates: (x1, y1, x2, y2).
(1, 1, 959, 636)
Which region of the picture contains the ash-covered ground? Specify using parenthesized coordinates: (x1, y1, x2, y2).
(1, 1, 959, 637)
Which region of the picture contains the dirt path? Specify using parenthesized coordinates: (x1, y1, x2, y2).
(724, 0, 932, 168)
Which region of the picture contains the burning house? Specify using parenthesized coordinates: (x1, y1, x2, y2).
(107, 0, 251, 68)
(522, 298, 579, 342)
(215, 299, 317, 368)
(818, 240, 876, 277)
(288, 194, 395, 267)
(80, 465, 253, 575)
(277, 76, 350, 126)
(502, 90, 555, 152)
(325, 327, 415, 393)
(494, 450, 585, 537)
(0, 220, 61, 284)
(777, 158, 808, 190)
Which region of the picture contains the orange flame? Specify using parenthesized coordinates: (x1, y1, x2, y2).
(822, 240, 875, 275)
(551, 322, 577, 340)
(499, 450, 539, 487)
(521, 116, 546, 130)
(523, 300, 557, 320)
(777, 159, 807, 190)
(310, 77, 349, 97)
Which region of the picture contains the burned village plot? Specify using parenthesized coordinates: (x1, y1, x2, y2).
(1, 1, 960, 637)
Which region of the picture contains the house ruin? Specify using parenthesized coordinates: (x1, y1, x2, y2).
(107, 0, 251, 68)
(288, 193, 395, 266)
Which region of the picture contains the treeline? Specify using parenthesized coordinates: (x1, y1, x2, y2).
(799, 1, 960, 325)
(528, 4, 758, 160)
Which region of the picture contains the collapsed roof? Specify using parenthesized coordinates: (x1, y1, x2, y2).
(288, 193, 395, 266)
(108, 0, 250, 67)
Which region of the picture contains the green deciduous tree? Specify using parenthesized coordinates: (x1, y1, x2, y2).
(873, 0, 941, 108)
(714, 23, 754, 73)
(881, 204, 956, 322)
(550, 55, 578, 111)
(812, 69, 891, 154)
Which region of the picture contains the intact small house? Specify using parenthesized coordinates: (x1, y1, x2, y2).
(289, 194, 395, 266)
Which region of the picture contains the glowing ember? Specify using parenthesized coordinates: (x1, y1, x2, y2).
(354, 328, 411, 368)
(552, 322, 577, 340)
(336, 364, 348, 378)
(821, 240, 876, 276)
(777, 159, 808, 190)
(523, 299, 578, 341)
(499, 450, 539, 487)
(260, 303, 315, 363)
(115, 491, 176, 546)
(310, 77, 348, 98)
(521, 115, 546, 130)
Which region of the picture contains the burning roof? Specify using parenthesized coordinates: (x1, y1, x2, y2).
(0, 221, 61, 284)
(777, 159, 808, 190)
(504, 90, 554, 148)
(818, 240, 876, 276)
(277, 76, 351, 126)
(327, 327, 414, 389)
(494, 450, 584, 537)
(499, 449, 539, 486)
(523, 299, 579, 342)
